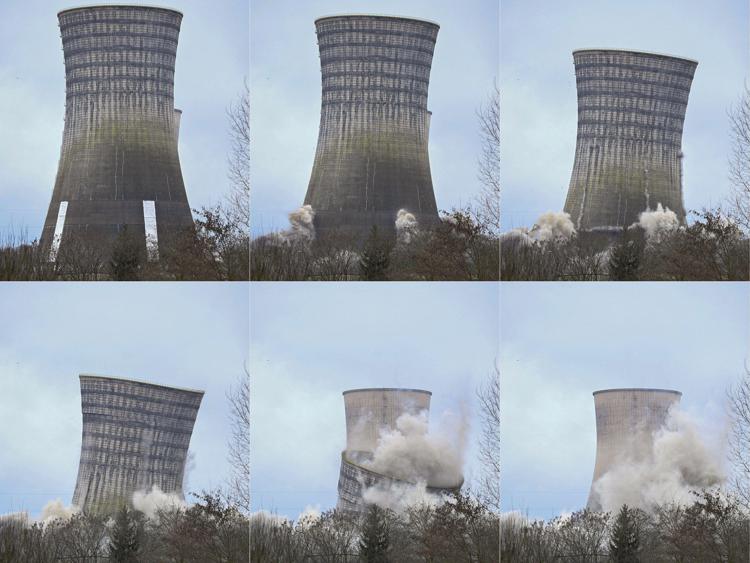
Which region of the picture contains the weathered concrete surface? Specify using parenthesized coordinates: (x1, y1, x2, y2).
(305, 15, 440, 235)
(587, 388, 681, 510)
(72, 374, 203, 516)
(564, 50, 697, 229)
(41, 6, 194, 258)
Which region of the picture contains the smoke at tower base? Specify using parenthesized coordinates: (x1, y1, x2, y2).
(591, 407, 724, 513)
(360, 410, 467, 511)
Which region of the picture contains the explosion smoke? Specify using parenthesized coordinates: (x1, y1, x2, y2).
(363, 411, 466, 488)
(528, 212, 576, 242)
(132, 485, 186, 519)
(591, 407, 724, 513)
(395, 209, 419, 244)
(269, 205, 316, 245)
(39, 500, 78, 525)
(633, 203, 680, 240)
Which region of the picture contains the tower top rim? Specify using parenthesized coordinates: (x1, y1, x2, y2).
(593, 388, 682, 397)
(58, 5, 183, 18)
(79, 373, 205, 396)
(573, 48, 697, 65)
(343, 387, 432, 396)
(315, 14, 440, 29)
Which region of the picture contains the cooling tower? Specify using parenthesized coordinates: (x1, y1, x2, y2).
(337, 388, 461, 512)
(304, 15, 440, 236)
(41, 5, 194, 262)
(564, 49, 697, 230)
(587, 388, 681, 511)
(72, 374, 203, 515)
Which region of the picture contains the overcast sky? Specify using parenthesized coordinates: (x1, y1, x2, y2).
(501, 282, 749, 520)
(501, 0, 749, 229)
(0, 0, 247, 240)
(251, 0, 499, 235)
(250, 282, 499, 520)
(0, 283, 248, 519)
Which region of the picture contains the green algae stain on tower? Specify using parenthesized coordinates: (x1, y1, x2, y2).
(564, 49, 698, 230)
(41, 5, 194, 260)
(304, 15, 441, 236)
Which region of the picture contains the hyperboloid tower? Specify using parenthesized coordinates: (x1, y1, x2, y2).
(41, 5, 194, 262)
(72, 374, 203, 515)
(587, 388, 681, 511)
(304, 15, 441, 236)
(564, 49, 697, 230)
(337, 388, 461, 512)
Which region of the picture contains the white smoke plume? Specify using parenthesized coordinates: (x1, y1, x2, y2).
(265, 205, 316, 245)
(501, 212, 576, 245)
(249, 510, 290, 527)
(528, 211, 576, 242)
(39, 500, 78, 525)
(132, 485, 186, 519)
(633, 203, 679, 240)
(363, 410, 467, 489)
(362, 480, 442, 512)
(395, 209, 418, 244)
(296, 505, 321, 526)
(592, 408, 724, 513)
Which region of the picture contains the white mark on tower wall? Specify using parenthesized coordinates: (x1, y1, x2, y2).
(49, 201, 68, 262)
(143, 200, 159, 262)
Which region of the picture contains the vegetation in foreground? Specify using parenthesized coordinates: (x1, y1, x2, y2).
(251, 491, 499, 563)
(502, 490, 749, 563)
(501, 209, 749, 281)
(251, 209, 500, 281)
(0, 492, 249, 563)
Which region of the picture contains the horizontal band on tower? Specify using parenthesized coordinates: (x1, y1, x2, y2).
(60, 18, 181, 31)
(574, 61, 696, 80)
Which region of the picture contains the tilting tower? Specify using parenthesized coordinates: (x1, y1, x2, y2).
(587, 388, 681, 511)
(337, 388, 461, 512)
(564, 49, 697, 229)
(41, 5, 194, 261)
(305, 15, 440, 235)
(73, 374, 203, 515)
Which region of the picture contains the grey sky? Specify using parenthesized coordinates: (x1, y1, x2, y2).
(501, 282, 749, 520)
(250, 0, 499, 235)
(0, 0, 248, 239)
(0, 283, 248, 519)
(501, 0, 749, 229)
(250, 282, 499, 520)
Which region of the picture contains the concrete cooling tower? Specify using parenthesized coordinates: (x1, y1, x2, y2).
(564, 49, 697, 230)
(304, 15, 440, 236)
(73, 374, 203, 515)
(41, 5, 194, 262)
(337, 388, 461, 512)
(587, 388, 681, 511)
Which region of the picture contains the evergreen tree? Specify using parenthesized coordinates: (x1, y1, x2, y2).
(359, 226, 391, 281)
(108, 504, 140, 563)
(608, 233, 643, 281)
(609, 504, 641, 562)
(358, 504, 390, 562)
(109, 226, 143, 280)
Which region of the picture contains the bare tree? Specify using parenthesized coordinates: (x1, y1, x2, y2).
(477, 367, 500, 512)
(729, 84, 750, 231)
(728, 369, 750, 511)
(476, 84, 500, 233)
(227, 81, 250, 228)
(227, 368, 250, 513)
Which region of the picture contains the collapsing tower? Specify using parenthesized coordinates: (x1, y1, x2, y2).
(73, 374, 203, 515)
(564, 49, 697, 229)
(41, 5, 194, 261)
(304, 15, 440, 235)
(337, 388, 461, 512)
(587, 388, 681, 511)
